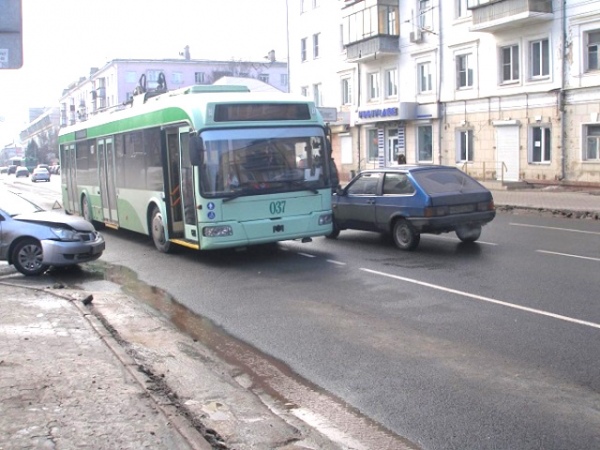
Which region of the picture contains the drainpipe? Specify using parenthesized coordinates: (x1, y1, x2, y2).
(357, 61, 362, 171)
(560, 0, 567, 181)
(436, 0, 444, 165)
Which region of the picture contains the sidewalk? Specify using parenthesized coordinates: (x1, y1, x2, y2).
(481, 182, 600, 218)
(0, 282, 212, 450)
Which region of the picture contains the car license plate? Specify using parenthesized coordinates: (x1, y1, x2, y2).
(450, 204, 475, 214)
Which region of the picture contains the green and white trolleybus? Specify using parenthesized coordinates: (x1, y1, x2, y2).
(59, 84, 335, 252)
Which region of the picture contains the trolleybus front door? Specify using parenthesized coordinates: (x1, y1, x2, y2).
(165, 127, 198, 245)
(97, 137, 119, 226)
(179, 128, 198, 243)
(166, 131, 184, 237)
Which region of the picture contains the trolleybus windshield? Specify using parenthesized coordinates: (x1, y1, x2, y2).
(199, 126, 329, 198)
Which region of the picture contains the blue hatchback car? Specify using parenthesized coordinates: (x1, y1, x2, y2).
(328, 165, 496, 250)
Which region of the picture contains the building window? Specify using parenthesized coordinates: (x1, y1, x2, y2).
(312, 0, 320, 8)
(584, 124, 600, 161)
(418, 62, 432, 93)
(419, 0, 431, 30)
(367, 128, 379, 161)
(530, 126, 551, 163)
(368, 72, 379, 100)
(586, 30, 600, 72)
(341, 77, 352, 105)
(387, 6, 398, 34)
(531, 38, 550, 78)
(385, 68, 398, 97)
(313, 83, 322, 106)
(456, 130, 474, 162)
(301, 0, 308, 13)
(126, 71, 137, 83)
(195, 72, 205, 84)
(280, 73, 288, 86)
(456, 0, 469, 18)
(147, 70, 164, 89)
(171, 72, 183, 85)
(456, 53, 473, 89)
(501, 45, 519, 83)
(313, 33, 320, 59)
(301, 38, 307, 62)
(301, 86, 308, 97)
(417, 125, 433, 162)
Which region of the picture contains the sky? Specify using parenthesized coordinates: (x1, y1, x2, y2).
(0, 0, 288, 145)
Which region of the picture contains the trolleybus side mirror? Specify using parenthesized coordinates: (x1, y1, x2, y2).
(189, 137, 204, 166)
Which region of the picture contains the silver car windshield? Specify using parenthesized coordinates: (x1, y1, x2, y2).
(199, 126, 329, 198)
(2, 192, 43, 216)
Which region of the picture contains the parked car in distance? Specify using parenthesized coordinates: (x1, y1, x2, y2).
(0, 189, 105, 275)
(31, 167, 51, 182)
(15, 166, 30, 178)
(0, 166, 7, 174)
(328, 165, 496, 250)
(7, 165, 17, 175)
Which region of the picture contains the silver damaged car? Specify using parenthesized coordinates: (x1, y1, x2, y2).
(0, 190, 105, 276)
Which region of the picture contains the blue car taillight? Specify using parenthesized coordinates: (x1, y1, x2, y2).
(477, 201, 495, 211)
(424, 206, 449, 217)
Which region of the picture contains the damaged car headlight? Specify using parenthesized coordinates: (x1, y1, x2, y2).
(51, 227, 79, 242)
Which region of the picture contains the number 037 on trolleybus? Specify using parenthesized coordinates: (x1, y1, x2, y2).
(58, 84, 335, 252)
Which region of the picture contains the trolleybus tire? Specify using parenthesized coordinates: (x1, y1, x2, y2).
(150, 206, 172, 253)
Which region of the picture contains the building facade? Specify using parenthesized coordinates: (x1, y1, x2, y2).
(288, 0, 600, 187)
(58, 55, 288, 126)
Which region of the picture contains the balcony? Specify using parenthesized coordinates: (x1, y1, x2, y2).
(342, 0, 400, 62)
(468, 0, 553, 33)
(345, 35, 400, 62)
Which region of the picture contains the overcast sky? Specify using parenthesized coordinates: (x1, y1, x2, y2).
(0, 0, 288, 144)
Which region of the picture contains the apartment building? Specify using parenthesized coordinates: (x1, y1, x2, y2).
(288, 0, 600, 187)
(59, 53, 288, 127)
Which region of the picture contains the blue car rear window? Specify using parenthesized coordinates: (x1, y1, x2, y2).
(412, 169, 485, 194)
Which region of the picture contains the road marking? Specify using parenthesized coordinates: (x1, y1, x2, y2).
(537, 250, 600, 262)
(326, 259, 347, 266)
(298, 252, 316, 258)
(361, 268, 600, 330)
(510, 222, 600, 236)
(425, 235, 498, 246)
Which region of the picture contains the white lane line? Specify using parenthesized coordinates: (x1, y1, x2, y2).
(510, 222, 600, 236)
(537, 250, 600, 262)
(298, 252, 316, 258)
(425, 235, 498, 246)
(360, 268, 600, 330)
(326, 259, 347, 266)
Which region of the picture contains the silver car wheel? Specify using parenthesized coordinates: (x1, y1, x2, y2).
(13, 239, 48, 276)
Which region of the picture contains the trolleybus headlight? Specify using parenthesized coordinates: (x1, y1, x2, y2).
(203, 225, 233, 237)
(318, 214, 332, 225)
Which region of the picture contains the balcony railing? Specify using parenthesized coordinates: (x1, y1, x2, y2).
(469, 0, 553, 33)
(345, 35, 400, 62)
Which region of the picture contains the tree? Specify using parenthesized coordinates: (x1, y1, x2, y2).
(25, 139, 39, 167)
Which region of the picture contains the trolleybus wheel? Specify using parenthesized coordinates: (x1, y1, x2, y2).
(150, 206, 172, 253)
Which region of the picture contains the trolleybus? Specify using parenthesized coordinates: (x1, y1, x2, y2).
(59, 84, 335, 252)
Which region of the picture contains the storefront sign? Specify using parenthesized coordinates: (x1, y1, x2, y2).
(358, 107, 399, 120)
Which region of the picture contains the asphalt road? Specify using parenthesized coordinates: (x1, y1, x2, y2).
(6, 175, 600, 450)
